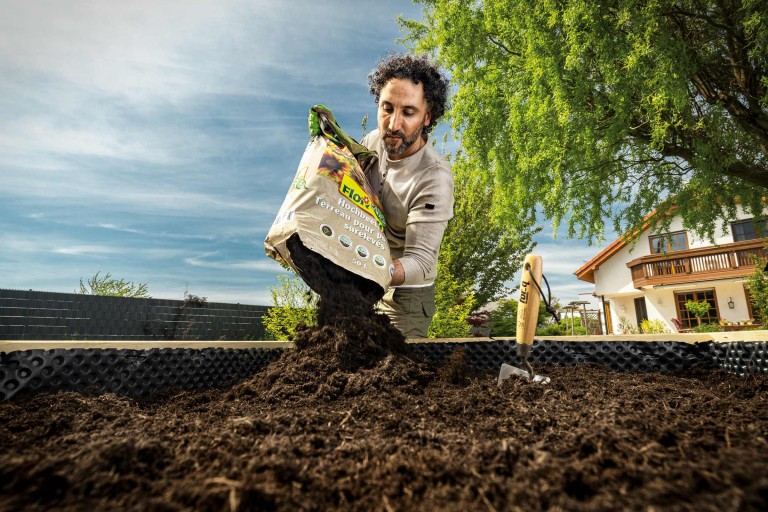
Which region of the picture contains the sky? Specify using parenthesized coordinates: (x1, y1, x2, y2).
(0, 0, 611, 308)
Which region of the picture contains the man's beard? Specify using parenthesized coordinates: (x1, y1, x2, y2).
(383, 128, 422, 157)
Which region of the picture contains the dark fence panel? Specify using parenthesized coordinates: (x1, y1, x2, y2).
(0, 289, 269, 341)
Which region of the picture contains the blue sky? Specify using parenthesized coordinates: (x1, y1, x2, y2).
(1, 0, 609, 307)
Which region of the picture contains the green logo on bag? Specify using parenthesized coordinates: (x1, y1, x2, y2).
(292, 166, 308, 190)
(340, 174, 385, 230)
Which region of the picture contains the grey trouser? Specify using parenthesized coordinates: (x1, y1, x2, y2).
(377, 284, 436, 339)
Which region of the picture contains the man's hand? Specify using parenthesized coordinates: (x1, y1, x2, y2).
(390, 259, 405, 287)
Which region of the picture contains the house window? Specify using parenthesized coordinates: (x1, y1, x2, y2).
(675, 289, 718, 328)
(731, 218, 768, 242)
(649, 231, 689, 254)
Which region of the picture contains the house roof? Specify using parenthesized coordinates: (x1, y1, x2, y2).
(574, 210, 660, 284)
(574, 235, 629, 284)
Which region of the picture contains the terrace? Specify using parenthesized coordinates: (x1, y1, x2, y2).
(626, 239, 767, 289)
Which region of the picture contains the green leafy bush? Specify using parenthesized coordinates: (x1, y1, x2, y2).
(536, 323, 564, 336)
(429, 257, 475, 338)
(618, 315, 641, 335)
(693, 323, 722, 333)
(535, 316, 587, 336)
(745, 254, 768, 323)
(640, 319, 670, 334)
(488, 298, 518, 337)
(262, 275, 317, 340)
(78, 271, 150, 298)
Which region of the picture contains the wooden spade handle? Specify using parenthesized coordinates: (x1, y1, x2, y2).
(516, 254, 542, 346)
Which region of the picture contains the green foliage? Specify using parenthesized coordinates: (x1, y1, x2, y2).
(402, 0, 768, 244)
(685, 300, 711, 319)
(429, 146, 538, 338)
(745, 255, 768, 322)
(439, 157, 539, 308)
(618, 315, 641, 335)
(685, 300, 710, 318)
(78, 271, 150, 298)
(536, 315, 587, 336)
(489, 298, 584, 336)
(640, 319, 670, 334)
(488, 298, 518, 337)
(537, 297, 561, 326)
(429, 259, 476, 338)
(262, 275, 317, 341)
(685, 299, 711, 325)
(536, 323, 565, 337)
(487, 296, 565, 337)
(693, 323, 723, 333)
(557, 314, 587, 336)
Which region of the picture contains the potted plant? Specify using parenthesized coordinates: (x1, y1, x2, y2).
(685, 300, 711, 327)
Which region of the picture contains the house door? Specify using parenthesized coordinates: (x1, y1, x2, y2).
(604, 299, 613, 334)
(634, 297, 648, 326)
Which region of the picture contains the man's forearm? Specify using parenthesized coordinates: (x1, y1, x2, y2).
(390, 259, 405, 287)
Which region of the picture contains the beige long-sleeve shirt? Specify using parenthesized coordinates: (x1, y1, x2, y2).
(361, 129, 454, 287)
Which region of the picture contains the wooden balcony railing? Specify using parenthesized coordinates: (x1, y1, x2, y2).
(626, 239, 767, 289)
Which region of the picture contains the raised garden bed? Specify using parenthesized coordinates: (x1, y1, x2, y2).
(2, 335, 767, 511)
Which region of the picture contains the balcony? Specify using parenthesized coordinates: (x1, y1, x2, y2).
(626, 239, 767, 289)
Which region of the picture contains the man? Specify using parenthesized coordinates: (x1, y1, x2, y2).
(361, 54, 454, 338)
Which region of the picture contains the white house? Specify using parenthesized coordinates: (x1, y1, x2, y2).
(575, 207, 768, 333)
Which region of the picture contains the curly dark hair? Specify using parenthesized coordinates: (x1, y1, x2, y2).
(367, 54, 449, 134)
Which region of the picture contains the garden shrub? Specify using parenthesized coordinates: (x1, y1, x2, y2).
(262, 275, 318, 340)
(693, 323, 722, 333)
(640, 319, 670, 334)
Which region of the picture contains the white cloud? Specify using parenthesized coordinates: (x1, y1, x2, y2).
(0, 119, 183, 165)
(0, 0, 412, 104)
(0, 233, 50, 254)
(2, 164, 279, 217)
(533, 242, 605, 274)
(184, 252, 283, 272)
(0, 0, 232, 101)
(53, 244, 121, 256)
(1, 232, 185, 261)
(95, 223, 219, 241)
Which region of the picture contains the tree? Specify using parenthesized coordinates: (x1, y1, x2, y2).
(262, 274, 318, 341)
(486, 295, 562, 337)
(428, 260, 476, 338)
(441, 157, 540, 308)
(401, 0, 768, 244)
(685, 299, 711, 326)
(489, 298, 518, 337)
(428, 143, 539, 337)
(78, 271, 150, 298)
(745, 254, 768, 322)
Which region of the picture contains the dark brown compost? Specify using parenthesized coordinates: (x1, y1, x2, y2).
(2, 241, 767, 511)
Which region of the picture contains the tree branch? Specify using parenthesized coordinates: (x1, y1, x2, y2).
(486, 33, 519, 56)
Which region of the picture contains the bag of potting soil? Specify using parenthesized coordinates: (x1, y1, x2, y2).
(265, 105, 393, 295)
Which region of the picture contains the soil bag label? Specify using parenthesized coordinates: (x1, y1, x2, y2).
(265, 105, 393, 292)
